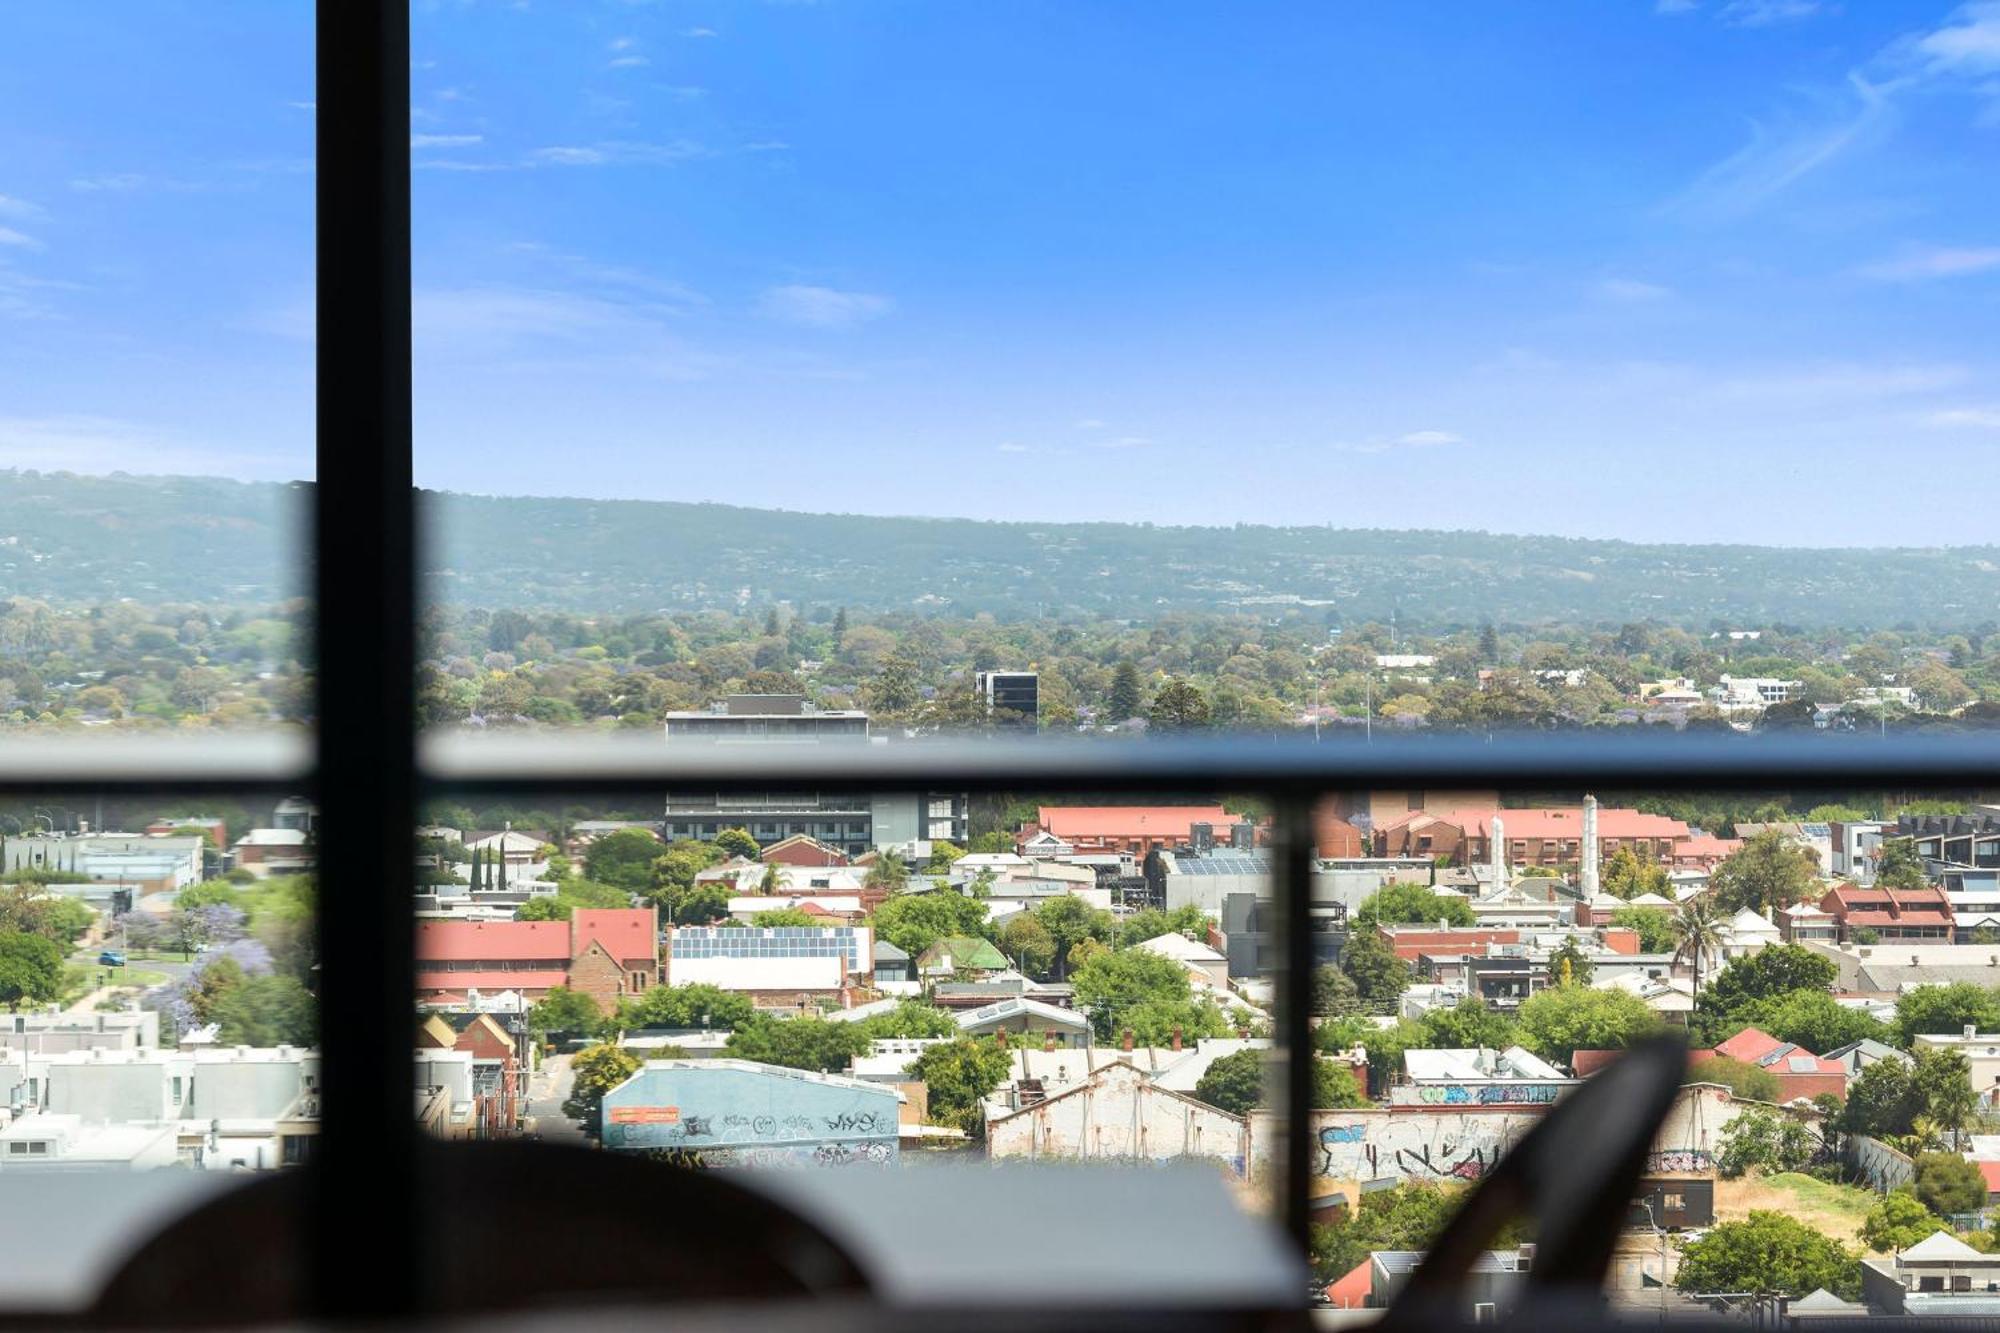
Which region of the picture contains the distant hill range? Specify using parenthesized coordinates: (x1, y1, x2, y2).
(2, 469, 1996, 628)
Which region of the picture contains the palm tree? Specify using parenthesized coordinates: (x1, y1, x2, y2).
(1672, 896, 1723, 998)
(864, 849, 908, 896)
(758, 860, 784, 895)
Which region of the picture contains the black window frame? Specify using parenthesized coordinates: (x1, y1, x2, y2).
(0, 3, 1991, 1320)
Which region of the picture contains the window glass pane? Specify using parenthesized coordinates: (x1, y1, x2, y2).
(0, 790, 315, 1312)
(0, 8, 312, 733)
(418, 787, 1292, 1302)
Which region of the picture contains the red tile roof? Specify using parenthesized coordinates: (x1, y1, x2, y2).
(1977, 1160, 2000, 1197)
(415, 920, 572, 962)
(1376, 927, 1521, 961)
(572, 907, 658, 965)
(1713, 1027, 1785, 1064)
(1326, 1259, 1373, 1309)
(417, 971, 569, 994)
(1445, 808, 1691, 841)
(1034, 806, 1237, 840)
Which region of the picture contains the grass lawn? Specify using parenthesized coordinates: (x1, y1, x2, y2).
(1714, 1171, 1879, 1250)
(110, 968, 169, 988)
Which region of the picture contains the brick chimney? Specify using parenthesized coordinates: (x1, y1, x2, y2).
(1121, 1028, 1134, 1052)
(1172, 1026, 1183, 1052)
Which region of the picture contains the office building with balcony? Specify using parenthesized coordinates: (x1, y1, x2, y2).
(662, 694, 870, 745)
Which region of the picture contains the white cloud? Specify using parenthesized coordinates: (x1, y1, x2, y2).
(1928, 407, 2000, 428)
(1337, 429, 1467, 455)
(608, 35, 637, 51)
(1595, 277, 1674, 302)
(531, 146, 609, 166)
(995, 442, 1029, 454)
(1720, 0, 1823, 28)
(528, 140, 707, 167)
(411, 133, 484, 149)
(1092, 435, 1151, 449)
(609, 56, 651, 69)
(0, 227, 42, 251)
(757, 284, 892, 329)
(68, 173, 146, 193)
(1714, 362, 1967, 401)
(0, 195, 42, 221)
(1665, 72, 1890, 220)
(685, 26, 718, 37)
(1858, 245, 2000, 280)
(288, 100, 316, 113)
(1073, 418, 1106, 429)
(1911, 2, 2000, 75)
(1655, 0, 1700, 13)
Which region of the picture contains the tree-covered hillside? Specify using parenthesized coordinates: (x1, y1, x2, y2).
(4, 469, 1998, 628)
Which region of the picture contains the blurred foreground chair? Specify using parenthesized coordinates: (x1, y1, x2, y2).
(90, 1138, 870, 1327)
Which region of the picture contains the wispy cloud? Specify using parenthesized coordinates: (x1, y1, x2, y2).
(1713, 362, 1966, 401)
(1857, 244, 2000, 280)
(684, 26, 718, 37)
(757, 284, 892, 329)
(1665, 72, 1890, 220)
(1091, 435, 1151, 449)
(609, 56, 651, 69)
(1655, 0, 1700, 14)
(1073, 418, 1106, 430)
(412, 285, 713, 380)
(0, 195, 42, 221)
(995, 442, 1030, 454)
(1927, 407, 2000, 428)
(0, 228, 43, 251)
(1908, 2, 2000, 76)
(1720, 0, 1824, 28)
(528, 140, 708, 167)
(1337, 429, 1467, 454)
(411, 133, 484, 149)
(288, 100, 316, 113)
(68, 173, 147, 193)
(1595, 276, 1674, 302)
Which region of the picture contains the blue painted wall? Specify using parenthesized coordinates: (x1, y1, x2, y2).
(602, 1062, 899, 1166)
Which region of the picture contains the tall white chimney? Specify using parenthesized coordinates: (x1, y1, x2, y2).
(1581, 795, 1600, 898)
(1491, 815, 1507, 893)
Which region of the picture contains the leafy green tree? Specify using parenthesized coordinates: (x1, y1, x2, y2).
(1601, 846, 1671, 901)
(714, 827, 760, 861)
(1193, 1048, 1266, 1116)
(516, 896, 571, 921)
(751, 908, 820, 927)
(1514, 985, 1658, 1064)
(211, 975, 317, 1046)
(1896, 983, 2000, 1047)
(995, 914, 1056, 978)
(584, 828, 668, 893)
(1875, 838, 1931, 891)
(909, 1038, 1012, 1135)
(0, 886, 98, 948)
(853, 1000, 957, 1040)
(528, 986, 606, 1038)
(1147, 678, 1211, 731)
(613, 983, 755, 1032)
(1071, 949, 1198, 1042)
(1704, 945, 1839, 1017)
(1740, 989, 1893, 1055)
(1418, 997, 1516, 1051)
(1672, 896, 1725, 999)
(1709, 831, 1821, 917)
(1609, 905, 1675, 954)
(1340, 931, 1410, 1009)
(867, 653, 923, 716)
(1313, 964, 1363, 1017)
(1107, 661, 1143, 723)
(1690, 1056, 1781, 1103)
(1717, 1108, 1819, 1177)
(1354, 884, 1474, 929)
(1861, 1190, 1941, 1253)
(926, 842, 966, 874)
(1115, 904, 1210, 950)
(562, 1043, 642, 1134)
(863, 850, 909, 896)
(1913, 1047, 1978, 1149)
(1548, 935, 1595, 986)
(1314, 1059, 1370, 1109)
(871, 890, 988, 957)
(1912, 1151, 1987, 1216)
(1840, 1059, 1920, 1139)
(0, 932, 65, 1009)
(1309, 1183, 1477, 1284)
(724, 1014, 869, 1072)
(1033, 895, 1117, 977)
(1674, 1212, 1860, 1300)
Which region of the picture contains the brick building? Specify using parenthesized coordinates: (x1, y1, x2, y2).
(1374, 807, 1689, 870)
(1819, 882, 1954, 944)
(414, 908, 660, 1012)
(1019, 806, 1243, 857)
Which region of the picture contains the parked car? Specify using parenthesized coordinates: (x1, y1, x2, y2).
(98, 950, 127, 968)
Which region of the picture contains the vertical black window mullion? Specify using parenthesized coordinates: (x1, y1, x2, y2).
(314, 0, 421, 1319)
(1274, 792, 1317, 1254)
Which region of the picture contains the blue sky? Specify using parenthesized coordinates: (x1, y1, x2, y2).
(1, 2, 1997, 545)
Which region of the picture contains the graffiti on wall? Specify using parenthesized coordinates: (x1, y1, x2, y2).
(1293, 1110, 1544, 1184)
(690, 1143, 896, 1169)
(1642, 1149, 1714, 1173)
(1412, 1083, 1564, 1107)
